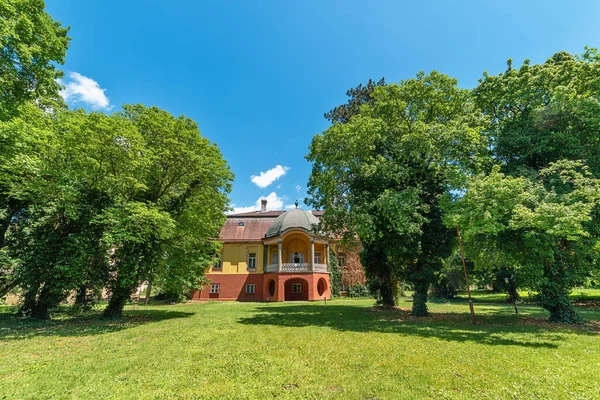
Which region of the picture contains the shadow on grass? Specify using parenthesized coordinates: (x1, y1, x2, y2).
(238, 304, 599, 349)
(0, 308, 194, 341)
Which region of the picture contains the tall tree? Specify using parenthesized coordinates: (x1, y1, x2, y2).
(1, 0, 70, 299)
(8, 109, 142, 318)
(0, 0, 70, 121)
(475, 48, 600, 176)
(446, 161, 600, 322)
(324, 78, 385, 124)
(0, 105, 53, 298)
(459, 49, 600, 322)
(102, 105, 232, 317)
(307, 71, 487, 315)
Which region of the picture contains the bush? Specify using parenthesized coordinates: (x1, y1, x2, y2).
(348, 283, 370, 298)
(154, 289, 189, 304)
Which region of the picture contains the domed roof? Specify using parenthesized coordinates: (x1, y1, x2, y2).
(265, 208, 319, 237)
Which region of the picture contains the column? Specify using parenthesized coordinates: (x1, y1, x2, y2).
(325, 244, 330, 271)
(277, 239, 282, 272)
(310, 237, 315, 272)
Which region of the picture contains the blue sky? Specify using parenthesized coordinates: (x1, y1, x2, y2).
(46, 0, 600, 212)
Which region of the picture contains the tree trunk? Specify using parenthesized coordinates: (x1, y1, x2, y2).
(103, 285, 134, 318)
(412, 280, 429, 316)
(540, 284, 580, 323)
(144, 281, 152, 305)
(74, 285, 87, 307)
(0, 278, 19, 298)
(375, 271, 397, 308)
(507, 283, 521, 303)
(539, 257, 581, 323)
(18, 285, 39, 317)
(31, 285, 54, 320)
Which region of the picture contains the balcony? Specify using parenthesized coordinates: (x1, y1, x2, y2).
(265, 263, 328, 273)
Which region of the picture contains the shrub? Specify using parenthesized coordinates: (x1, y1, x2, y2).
(349, 283, 370, 298)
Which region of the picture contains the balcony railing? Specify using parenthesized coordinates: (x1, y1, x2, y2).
(282, 263, 310, 272)
(264, 263, 329, 273)
(265, 263, 278, 273)
(313, 263, 328, 273)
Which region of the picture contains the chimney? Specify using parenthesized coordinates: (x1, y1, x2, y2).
(260, 199, 267, 212)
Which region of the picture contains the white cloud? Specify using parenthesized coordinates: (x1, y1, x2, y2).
(285, 204, 296, 210)
(59, 72, 110, 110)
(230, 192, 285, 214)
(251, 165, 289, 188)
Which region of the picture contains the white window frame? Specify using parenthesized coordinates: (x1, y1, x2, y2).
(289, 252, 304, 263)
(291, 283, 302, 293)
(209, 283, 220, 294)
(314, 252, 322, 264)
(245, 284, 255, 294)
(248, 252, 257, 270)
(338, 253, 345, 267)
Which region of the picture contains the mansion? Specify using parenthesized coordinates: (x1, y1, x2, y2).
(191, 200, 364, 302)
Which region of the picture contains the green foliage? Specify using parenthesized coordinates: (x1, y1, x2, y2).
(102, 105, 232, 318)
(430, 252, 465, 300)
(0, 104, 232, 319)
(0, 0, 70, 121)
(328, 250, 342, 297)
(324, 78, 386, 124)
(307, 71, 487, 315)
(475, 48, 600, 176)
(0, 3, 232, 320)
(446, 161, 600, 322)
(348, 283, 369, 298)
(447, 49, 600, 323)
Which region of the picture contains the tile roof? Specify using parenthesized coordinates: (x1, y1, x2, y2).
(220, 210, 323, 241)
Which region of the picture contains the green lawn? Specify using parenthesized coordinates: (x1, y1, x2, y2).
(1, 297, 599, 399)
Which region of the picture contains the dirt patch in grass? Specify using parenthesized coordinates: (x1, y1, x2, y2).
(572, 301, 600, 308)
(368, 306, 600, 333)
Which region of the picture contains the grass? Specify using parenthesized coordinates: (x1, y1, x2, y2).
(1, 295, 599, 399)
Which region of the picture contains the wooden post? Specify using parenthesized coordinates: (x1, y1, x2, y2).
(456, 226, 476, 325)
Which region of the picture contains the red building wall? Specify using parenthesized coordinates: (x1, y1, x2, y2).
(192, 272, 330, 302)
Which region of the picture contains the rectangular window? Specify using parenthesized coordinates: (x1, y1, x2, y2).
(314, 252, 321, 264)
(245, 284, 255, 294)
(341, 284, 349, 292)
(272, 252, 278, 264)
(209, 283, 220, 294)
(213, 259, 222, 270)
(248, 253, 256, 269)
(289, 252, 304, 263)
(292, 283, 302, 293)
(338, 254, 345, 267)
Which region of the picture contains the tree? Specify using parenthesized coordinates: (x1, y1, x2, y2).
(0, 104, 56, 303)
(0, 0, 70, 121)
(307, 71, 487, 315)
(324, 78, 386, 124)
(102, 105, 232, 318)
(7, 108, 141, 318)
(1, 0, 70, 301)
(475, 49, 600, 177)
(446, 161, 600, 322)
(328, 249, 342, 297)
(458, 49, 600, 322)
